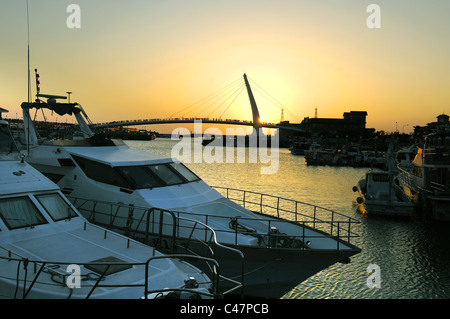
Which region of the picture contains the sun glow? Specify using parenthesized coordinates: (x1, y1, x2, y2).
(1, 1, 449, 134)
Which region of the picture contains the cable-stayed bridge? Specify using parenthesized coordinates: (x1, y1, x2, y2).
(94, 74, 303, 133)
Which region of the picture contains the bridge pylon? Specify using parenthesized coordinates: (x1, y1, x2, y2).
(243, 73, 262, 135)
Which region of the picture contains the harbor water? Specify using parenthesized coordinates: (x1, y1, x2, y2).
(126, 138, 450, 299)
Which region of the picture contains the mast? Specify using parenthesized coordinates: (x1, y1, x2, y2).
(243, 74, 262, 134)
(26, 0, 31, 154)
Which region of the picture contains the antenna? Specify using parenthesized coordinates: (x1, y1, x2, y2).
(35, 68, 40, 97)
(26, 0, 31, 103)
(315, 107, 318, 118)
(26, 0, 31, 154)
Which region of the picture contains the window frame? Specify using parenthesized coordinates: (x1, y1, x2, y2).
(35, 192, 79, 222)
(0, 196, 48, 230)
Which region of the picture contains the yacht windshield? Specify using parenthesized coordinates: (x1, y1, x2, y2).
(0, 196, 48, 229)
(36, 193, 78, 221)
(169, 162, 199, 182)
(116, 162, 200, 189)
(71, 154, 200, 190)
(71, 155, 132, 189)
(118, 166, 163, 188)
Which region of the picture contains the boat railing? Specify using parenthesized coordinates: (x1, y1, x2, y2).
(212, 186, 360, 248)
(0, 245, 220, 299)
(396, 164, 434, 195)
(68, 196, 245, 297)
(423, 146, 450, 165)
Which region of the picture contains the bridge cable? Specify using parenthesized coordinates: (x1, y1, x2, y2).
(169, 77, 242, 118)
(218, 86, 245, 119)
(207, 83, 245, 119)
(194, 79, 243, 117)
(247, 76, 302, 122)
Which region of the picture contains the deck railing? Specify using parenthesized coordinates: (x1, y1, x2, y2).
(0, 237, 220, 299)
(212, 186, 360, 247)
(70, 197, 245, 297)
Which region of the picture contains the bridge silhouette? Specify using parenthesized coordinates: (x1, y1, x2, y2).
(94, 74, 303, 133)
(95, 117, 302, 132)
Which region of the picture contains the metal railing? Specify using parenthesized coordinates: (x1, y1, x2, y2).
(69, 197, 245, 297)
(0, 241, 220, 299)
(212, 186, 360, 248)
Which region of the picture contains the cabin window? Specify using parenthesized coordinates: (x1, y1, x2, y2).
(170, 162, 200, 182)
(117, 166, 163, 189)
(147, 164, 184, 185)
(372, 174, 390, 182)
(71, 155, 132, 189)
(116, 162, 200, 189)
(35, 193, 78, 221)
(0, 196, 48, 229)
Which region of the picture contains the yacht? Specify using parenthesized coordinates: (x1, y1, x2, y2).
(397, 132, 450, 221)
(19, 93, 361, 298)
(0, 117, 215, 299)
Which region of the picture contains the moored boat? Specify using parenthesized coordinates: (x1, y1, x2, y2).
(18, 85, 361, 298)
(0, 117, 215, 299)
(397, 131, 450, 221)
(353, 170, 414, 216)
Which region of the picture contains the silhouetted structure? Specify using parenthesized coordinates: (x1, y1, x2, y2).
(300, 111, 373, 138)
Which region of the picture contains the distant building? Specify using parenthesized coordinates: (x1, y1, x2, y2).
(414, 114, 450, 135)
(0, 107, 8, 119)
(300, 111, 373, 138)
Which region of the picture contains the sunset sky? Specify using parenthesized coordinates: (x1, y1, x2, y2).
(1, 0, 449, 133)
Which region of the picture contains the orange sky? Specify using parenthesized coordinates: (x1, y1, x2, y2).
(1, 0, 450, 133)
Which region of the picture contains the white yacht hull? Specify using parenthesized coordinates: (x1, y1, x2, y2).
(80, 205, 360, 299)
(174, 241, 355, 298)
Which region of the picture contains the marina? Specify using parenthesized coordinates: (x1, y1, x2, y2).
(2, 0, 450, 302)
(16, 94, 360, 298)
(134, 138, 450, 299)
(2, 107, 450, 300)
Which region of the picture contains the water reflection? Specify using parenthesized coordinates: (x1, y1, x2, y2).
(126, 139, 450, 299)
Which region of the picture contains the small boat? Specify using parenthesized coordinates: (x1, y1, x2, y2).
(0, 118, 215, 299)
(289, 141, 311, 155)
(353, 170, 414, 216)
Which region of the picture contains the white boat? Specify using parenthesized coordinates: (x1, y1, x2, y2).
(397, 132, 450, 221)
(353, 170, 414, 216)
(395, 145, 417, 171)
(0, 118, 215, 299)
(19, 89, 361, 298)
(353, 142, 414, 216)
